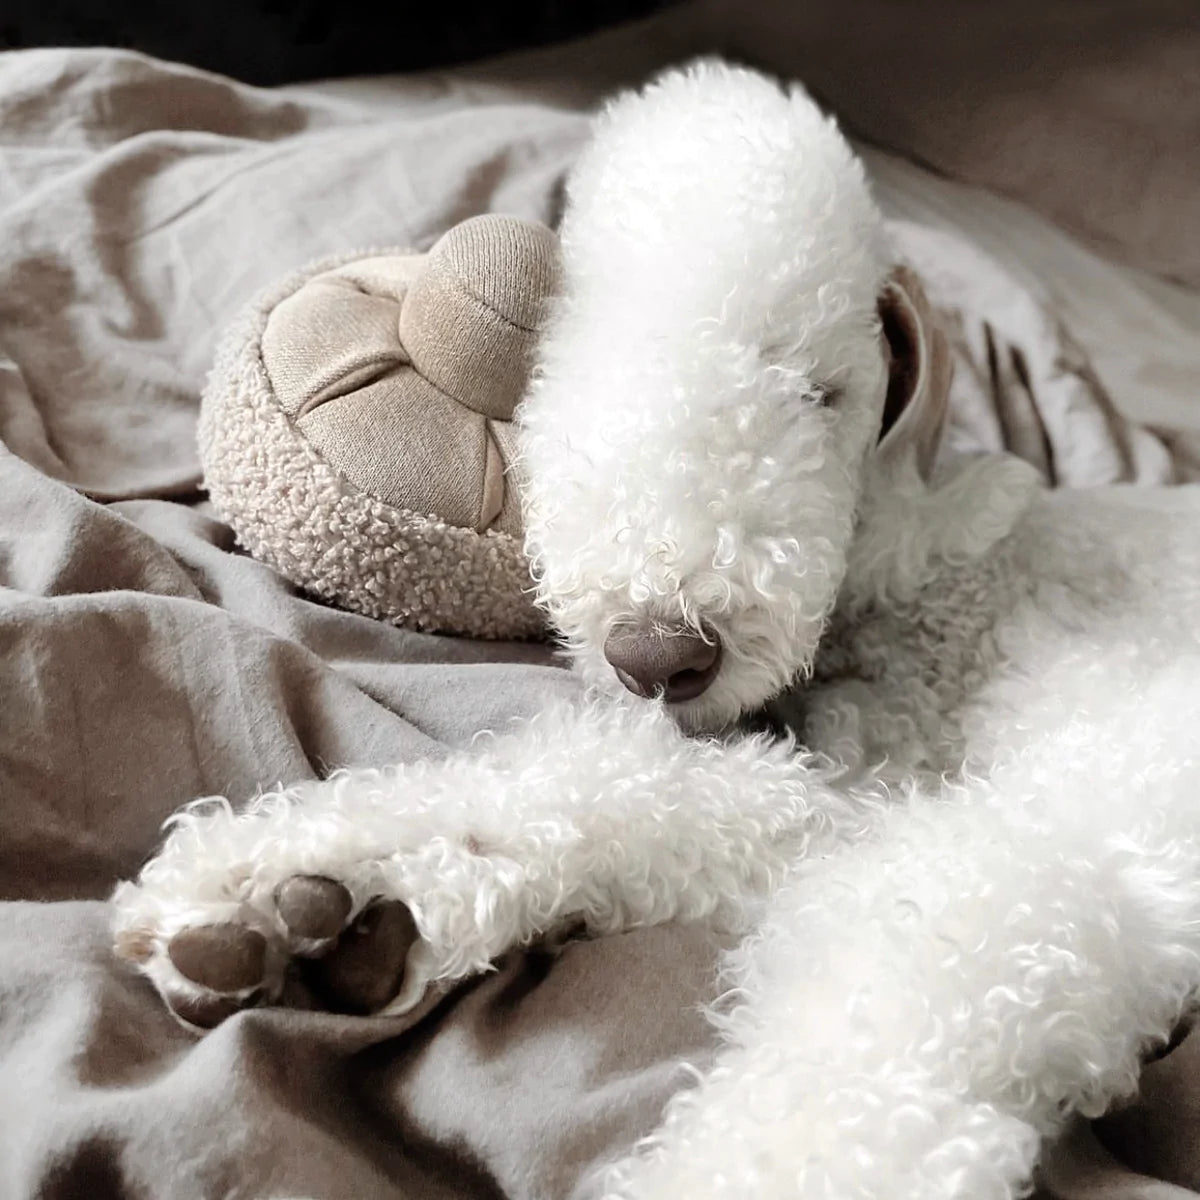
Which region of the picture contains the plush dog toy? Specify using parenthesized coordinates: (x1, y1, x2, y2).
(199, 213, 560, 639)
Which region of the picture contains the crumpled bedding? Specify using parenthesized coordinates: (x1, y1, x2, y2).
(1, 21, 1198, 1200)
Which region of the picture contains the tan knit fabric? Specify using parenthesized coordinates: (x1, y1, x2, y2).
(400, 217, 561, 422)
(262, 259, 422, 418)
(488, 419, 525, 537)
(295, 376, 491, 531)
(200, 216, 559, 638)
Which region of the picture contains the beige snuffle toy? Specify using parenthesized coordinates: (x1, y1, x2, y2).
(199, 214, 561, 639)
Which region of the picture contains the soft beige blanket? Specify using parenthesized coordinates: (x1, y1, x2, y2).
(1, 19, 1197, 1198)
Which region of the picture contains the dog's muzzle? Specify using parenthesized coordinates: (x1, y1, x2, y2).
(603, 623, 722, 702)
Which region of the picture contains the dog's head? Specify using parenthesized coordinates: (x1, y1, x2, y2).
(519, 62, 948, 732)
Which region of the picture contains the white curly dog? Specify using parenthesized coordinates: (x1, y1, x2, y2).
(113, 62, 1200, 1199)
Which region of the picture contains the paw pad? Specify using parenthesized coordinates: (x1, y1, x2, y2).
(304, 900, 419, 1015)
(275, 875, 353, 941)
(167, 924, 267, 992)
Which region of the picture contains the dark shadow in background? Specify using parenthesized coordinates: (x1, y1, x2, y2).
(0, 0, 680, 85)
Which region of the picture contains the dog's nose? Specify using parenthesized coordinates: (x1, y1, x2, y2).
(603, 625, 722, 702)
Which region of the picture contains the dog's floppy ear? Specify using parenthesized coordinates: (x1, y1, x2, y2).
(875, 266, 951, 479)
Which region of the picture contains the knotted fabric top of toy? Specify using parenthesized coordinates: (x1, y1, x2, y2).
(199, 214, 560, 640)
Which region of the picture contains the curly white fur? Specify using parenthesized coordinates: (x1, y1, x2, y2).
(594, 640, 1200, 1200)
(113, 61, 1200, 1200)
(519, 60, 890, 732)
(113, 698, 880, 1014)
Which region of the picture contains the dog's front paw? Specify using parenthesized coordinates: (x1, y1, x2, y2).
(113, 862, 421, 1031)
(108, 790, 452, 1031)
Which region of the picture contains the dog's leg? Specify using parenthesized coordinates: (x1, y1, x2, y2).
(112, 699, 867, 1030)
(597, 656, 1200, 1200)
